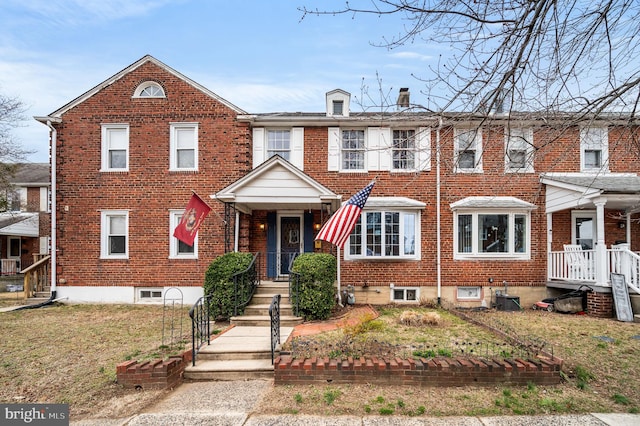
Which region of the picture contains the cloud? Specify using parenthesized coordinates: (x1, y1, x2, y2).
(388, 51, 432, 61)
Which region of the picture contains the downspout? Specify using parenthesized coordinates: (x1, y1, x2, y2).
(15, 120, 58, 310)
(436, 117, 442, 306)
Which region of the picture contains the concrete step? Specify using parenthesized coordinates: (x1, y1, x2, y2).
(249, 294, 291, 305)
(24, 297, 50, 305)
(243, 304, 295, 317)
(230, 315, 303, 327)
(254, 283, 290, 295)
(184, 359, 274, 381)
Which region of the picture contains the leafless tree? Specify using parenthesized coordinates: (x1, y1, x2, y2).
(300, 0, 640, 120)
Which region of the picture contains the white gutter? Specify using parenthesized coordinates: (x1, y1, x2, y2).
(46, 120, 57, 295)
(436, 117, 442, 305)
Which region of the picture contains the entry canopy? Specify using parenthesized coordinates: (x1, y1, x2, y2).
(0, 212, 39, 237)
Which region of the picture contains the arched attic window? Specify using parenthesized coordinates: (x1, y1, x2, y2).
(133, 81, 166, 98)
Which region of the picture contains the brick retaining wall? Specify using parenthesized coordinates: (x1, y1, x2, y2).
(116, 350, 192, 390)
(274, 355, 563, 387)
(587, 292, 614, 318)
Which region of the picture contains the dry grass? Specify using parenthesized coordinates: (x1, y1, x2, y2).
(257, 308, 640, 417)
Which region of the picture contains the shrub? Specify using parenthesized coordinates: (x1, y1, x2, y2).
(204, 252, 254, 320)
(290, 253, 337, 320)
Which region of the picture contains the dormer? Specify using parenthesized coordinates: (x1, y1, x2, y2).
(326, 89, 350, 117)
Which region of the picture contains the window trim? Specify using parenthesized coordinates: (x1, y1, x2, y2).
(390, 286, 420, 303)
(169, 209, 198, 259)
(453, 209, 531, 260)
(100, 210, 129, 259)
(133, 81, 166, 98)
(392, 129, 417, 171)
(454, 127, 483, 173)
(504, 127, 534, 173)
(344, 207, 421, 261)
(580, 126, 609, 172)
(101, 124, 129, 172)
(457, 286, 482, 301)
(137, 288, 164, 302)
(169, 122, 199, 171)
(340, 128, 366, 171)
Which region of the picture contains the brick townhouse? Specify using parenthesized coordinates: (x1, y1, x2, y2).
(35, 55, 640, 311)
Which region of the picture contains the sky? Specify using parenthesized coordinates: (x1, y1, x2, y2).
(0, 0, 437, 164)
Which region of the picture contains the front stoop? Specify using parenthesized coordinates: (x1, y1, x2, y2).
(184, 281, 300, 381)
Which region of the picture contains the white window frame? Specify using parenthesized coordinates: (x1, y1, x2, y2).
(100, 210, 129, 259)
(340, 129, 366, 171)
(457, 286, 482, 301)
(170, 123, 198, 171)
(101, 124, 129, 172)
(453, 209, 530, 260)
(390, 286, 420, 303)
(169, 209, 198, 259)
(392, 129, 417, 171)
(253, 127, 304, 170)
(137, 288, 164, 302)
(580, 127, 609, 172)
(345, 209, 421, 260)
(505, 127, 534, 173)
(454, 127, 483, 173)
(133, 81, 166, 98)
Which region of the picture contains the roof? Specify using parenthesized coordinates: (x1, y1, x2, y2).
(540, 173, 640, 194)
(450, 196, 537, 210)
(0, 212, 39, 237)
(36, 55, 247, 122)
(9, 163, 50, 186)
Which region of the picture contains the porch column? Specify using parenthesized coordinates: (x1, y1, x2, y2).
(594, 198, 608, 285)
(546, 212, 553, 281)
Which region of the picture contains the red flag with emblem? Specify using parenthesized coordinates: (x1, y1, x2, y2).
(173, 193, 211, 246)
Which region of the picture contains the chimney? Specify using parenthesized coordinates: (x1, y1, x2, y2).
(397, 88, 410, 109)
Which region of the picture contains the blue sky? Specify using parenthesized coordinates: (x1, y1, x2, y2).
(0, 0, 435, 163)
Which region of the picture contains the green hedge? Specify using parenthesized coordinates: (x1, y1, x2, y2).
(204, 252, 254, 320)
(291, 253, 337, 321)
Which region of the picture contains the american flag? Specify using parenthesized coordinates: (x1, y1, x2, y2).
(315, 180, 375, 248)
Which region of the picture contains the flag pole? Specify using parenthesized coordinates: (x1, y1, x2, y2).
(337, 246, 342, 306)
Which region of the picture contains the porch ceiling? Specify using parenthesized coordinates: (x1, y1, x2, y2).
(212, 155, 342, 214)
(541, 173, 640, 213)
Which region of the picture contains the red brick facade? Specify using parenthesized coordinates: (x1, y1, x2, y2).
(38, 56, 640, 307)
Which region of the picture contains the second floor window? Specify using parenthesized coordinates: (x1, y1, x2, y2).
(454, 128, 482, 173)
(580, 127, 608, 172)
(267, 130, 291, 161)
(393, 129, 416, 170)
(170, 123, 198, 171)
(101, 124, 129, 171)
(342, 130, 365, 170)
(505, 128, 534, 173)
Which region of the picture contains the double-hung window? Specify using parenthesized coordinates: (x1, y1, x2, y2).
(580, 127, 608, 172)
(101, 210, 128, 259)
(505, 128, 534, 173)
(267, 130, 291, 161)
(341, 129, 365, 170)
(454, 128, 482, 173)
(170, 123, 198, 171)
(392, 129, 416, 170)
(101, 124, 129, 171)
(169, 210, 197, 259)
(346, 207, 421, 260)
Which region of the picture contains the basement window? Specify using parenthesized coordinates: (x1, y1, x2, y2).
(138, 288, 163, 301)
(391, 287, 419, 303)
(457, 286, 481, 300)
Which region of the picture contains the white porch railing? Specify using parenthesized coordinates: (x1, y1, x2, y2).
(1, 259, 19, 275)
(548, 247, 640, 294)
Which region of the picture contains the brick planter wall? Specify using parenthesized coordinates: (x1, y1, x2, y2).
(587, 292, 614, 318)
(116, 350, 192, 390)
(274, 355, 563, 387)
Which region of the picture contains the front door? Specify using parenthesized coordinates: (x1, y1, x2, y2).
(279, 215, 302, 276)
(572, 211, 596, 249)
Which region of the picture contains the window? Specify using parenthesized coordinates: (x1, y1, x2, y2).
(332, 100, 344, 115)
(347, 210, 419, 259)
(170, 210, 197, 258)
(253, 128, 304, 169)
(505, 128, 534, 172)
(170, 123, 198, 171)
(457, 286, 481, 300)
(133, 81, 165, 98)
(391, 287, 419, 302)
(101, 124, 129, 171)
(341, 130, 365, 170)
(267, 130, 291, 161)
(138, 288, 163, 301)
(393, 130, 416, 170)
(580, 127, 608, 172)
(454, 128, 482, 172)
(101, 210, 128, 259)
(455, 211, 529, 258)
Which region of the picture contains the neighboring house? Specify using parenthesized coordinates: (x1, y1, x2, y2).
(36, 56, 640, 313)
(0, 163, 51, 275)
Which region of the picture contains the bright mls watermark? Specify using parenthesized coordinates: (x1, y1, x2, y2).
(1, 404, 68, 425)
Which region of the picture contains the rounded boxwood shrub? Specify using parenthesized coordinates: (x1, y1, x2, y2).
(204, 252, 254, 320)
(290, 253, 337, 321)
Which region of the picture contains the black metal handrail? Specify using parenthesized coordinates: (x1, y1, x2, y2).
(231, 252, 260, 316)
(289, 270, 301, 317)
(188, 294, 212, 367)
(269, 294, 281, 364)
